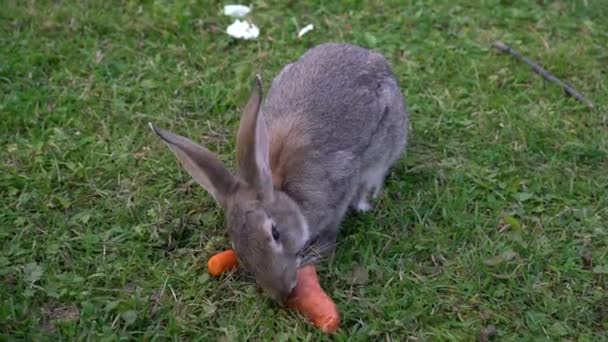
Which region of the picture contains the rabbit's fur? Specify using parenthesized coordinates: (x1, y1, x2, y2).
(150, 43, 408, 303)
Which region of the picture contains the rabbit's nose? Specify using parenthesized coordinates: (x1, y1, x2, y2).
(278, 281, 296, 301)
(270, 288, 289, 304)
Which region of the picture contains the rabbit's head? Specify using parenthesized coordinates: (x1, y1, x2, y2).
(149, 76, 308, 302)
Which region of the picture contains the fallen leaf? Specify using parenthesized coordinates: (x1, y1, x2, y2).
(582, 252, 593, 270)
(104, 301, 120, 313)
(24, 262, 43, 283)
(513, 192, 533, 202)
(478, 324, 497, 342)
(122, 310, 137, 325)
(149, 289, 163, 317)
(198, 273, 210, 284)
(548, 322, 569, 337)
(226, 19, 259, 40)
(140, 79, 157, 89)
(40, 302, 80, 333)
(503, 215, 522, 231)
(223, 5, 250, 18)
(122, 283, 137, 294)
(80, 301, 95, 318)
(363, 32, 378, 47)
(347, 265, 370, 285)
(484, 250, 518, 266)
(297, 24, 314, 38)
(592, 265, 608, 274)
(201, 300, 216, 318)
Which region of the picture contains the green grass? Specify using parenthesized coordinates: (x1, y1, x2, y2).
(1, 0, 607, 340)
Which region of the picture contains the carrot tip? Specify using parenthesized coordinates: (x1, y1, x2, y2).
(320, 316, 340, 333)
(207, 249, 239, 276)
(287, 265, 341, 333)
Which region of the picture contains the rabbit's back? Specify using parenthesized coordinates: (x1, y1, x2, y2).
(263, 43, 404, 154)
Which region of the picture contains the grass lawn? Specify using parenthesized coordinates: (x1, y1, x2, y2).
(1, 0, 607, 340)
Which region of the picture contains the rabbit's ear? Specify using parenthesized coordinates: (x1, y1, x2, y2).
(236, 75, 273, 200)
(149, 123, 236, 207)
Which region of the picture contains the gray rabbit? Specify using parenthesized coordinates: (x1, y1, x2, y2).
(149, 43, 409, 303)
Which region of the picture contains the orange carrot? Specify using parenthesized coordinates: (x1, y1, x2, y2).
(208, 250, 340, 333)
(287, 265, 340, 333)
(207, 249, 239, 276)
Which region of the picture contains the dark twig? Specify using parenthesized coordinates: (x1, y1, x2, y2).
(492, 41, 595, 110)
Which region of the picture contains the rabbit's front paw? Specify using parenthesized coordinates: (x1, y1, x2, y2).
(355, 198, 372, 212)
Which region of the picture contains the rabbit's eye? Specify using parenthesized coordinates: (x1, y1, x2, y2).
(271, 224, 280, 241)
